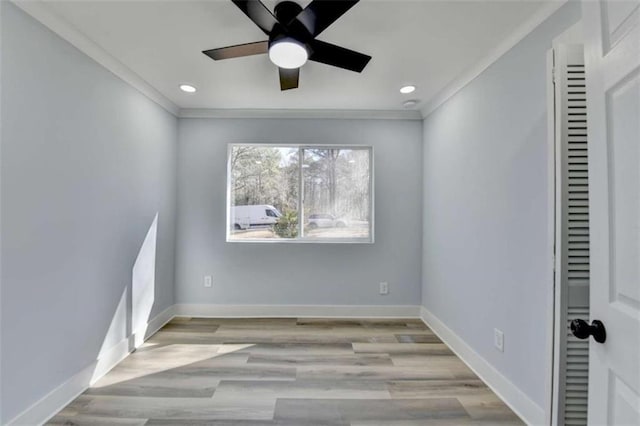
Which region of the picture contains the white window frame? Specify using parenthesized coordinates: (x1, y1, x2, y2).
(226, 143, 374, 244)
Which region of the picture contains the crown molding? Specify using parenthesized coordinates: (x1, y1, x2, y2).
(420, 0, 569, 119)
(12, 0, 180, 116)
(179, 108, 423, 120)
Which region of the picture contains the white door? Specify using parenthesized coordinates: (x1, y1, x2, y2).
(582, 0, 640, 424)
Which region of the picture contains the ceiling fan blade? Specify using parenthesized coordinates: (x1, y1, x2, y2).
(203, 41, 268, 60)
(279, 67, 299, 90)
(294, 0, 359, 36)
(231, 0, 279, 35)
(308, 40, 371, 73)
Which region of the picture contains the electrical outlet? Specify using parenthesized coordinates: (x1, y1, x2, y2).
(494, 328, 504, 352)
(379, 282, 389, 295)
(204, 275, 212, 288)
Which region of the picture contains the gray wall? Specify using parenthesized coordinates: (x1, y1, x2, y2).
(421, 2, 581, 409)
(176, 118, 422, 306)
(0, 3, 177, 423)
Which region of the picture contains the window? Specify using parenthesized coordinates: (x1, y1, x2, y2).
(227, 144, 373, 243)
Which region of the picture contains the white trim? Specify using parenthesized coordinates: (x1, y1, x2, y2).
(173, 304, 421, 318)
(142, 304, 176, 341)
(179, 108, 422, 120)
(546, 47, 558, 426)
(11, 0, 180, 116)
(420, 307, 546, 426)
(420, 0, 568, 118)
(133, 304, 177, 348)
(6, 359, 96, 426)
(6, 305, 175, 426)
(90, 335, 134, 385)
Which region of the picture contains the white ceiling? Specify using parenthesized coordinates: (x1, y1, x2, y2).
(36, 0, 552, 113)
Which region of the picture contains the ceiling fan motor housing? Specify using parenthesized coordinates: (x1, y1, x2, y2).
(269, 1, 313, 54)
(274, 1, 303, 25)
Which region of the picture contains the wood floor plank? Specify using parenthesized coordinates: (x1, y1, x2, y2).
(296, 318, 425, 327)
(84, 382, 217, 398)
(247, 353, 393, 366)
(458, 394, 524, 422)
(352, 342, 454, 355)
(389, 354, 467, 367)
(183, 318, 298, 327)
(273, 398, 468, 422)
(46, 414, 148, 425)
(234, 343, 355, 355)
(214, 379, 391, 400)
(296, 365, 457, 381)
(146, 420, 347, 426)
(388, 379, 489, 398)
(60, 395, 274, 421)
(351, 419, 522, 425)
(395, 333, 443, 343)
(161, 322, 220, 333)
(389, 354, 477, 378)
(151, 333, 398, 344)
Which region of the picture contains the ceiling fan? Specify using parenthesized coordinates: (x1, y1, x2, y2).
(202, 0, 372, 91)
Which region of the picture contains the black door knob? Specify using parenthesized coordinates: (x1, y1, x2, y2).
(570, 319, 606, 343)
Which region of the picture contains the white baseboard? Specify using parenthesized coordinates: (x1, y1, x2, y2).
(419, 306, 546, 426)
(7, 360, 96, 426)
(133, 304, 176, 347)
(7, 305, 175, 426)
(143, 304, 176, 339)
(90, 335, 135, 385)
(173, 303, 421, 318)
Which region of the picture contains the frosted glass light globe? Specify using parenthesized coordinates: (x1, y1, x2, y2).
(269, 39, 308, 69)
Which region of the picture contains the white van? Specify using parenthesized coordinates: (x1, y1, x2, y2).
(231, 205, 282, 230)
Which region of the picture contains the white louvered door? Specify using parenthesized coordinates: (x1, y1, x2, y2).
(553, 44, 590, 426)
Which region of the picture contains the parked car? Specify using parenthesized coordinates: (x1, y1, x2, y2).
(307, 213, 347, 229)
(231, 205, 281, 230)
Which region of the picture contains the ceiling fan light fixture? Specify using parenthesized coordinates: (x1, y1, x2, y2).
(269, 38, 308, 69)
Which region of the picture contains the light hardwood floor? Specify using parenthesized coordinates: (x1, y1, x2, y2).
(48, 318, 524, 425)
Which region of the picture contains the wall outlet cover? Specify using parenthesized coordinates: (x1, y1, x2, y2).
(379, 282, 389, 295)
(204, 276, 213, 288)
(494, 328, 504, 352)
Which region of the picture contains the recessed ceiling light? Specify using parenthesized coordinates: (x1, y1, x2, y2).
(400, 85, 416, 94)
(403, 99, 420, 109)
(269, 38, 308, 69)
(179, 84, 197, 93)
